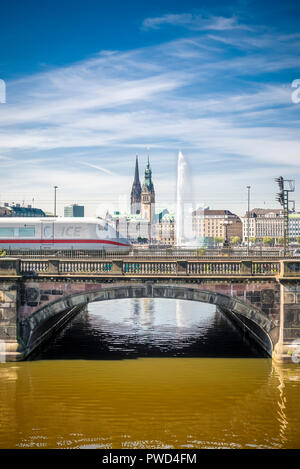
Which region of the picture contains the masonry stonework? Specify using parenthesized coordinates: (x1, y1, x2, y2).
(0, 258, 299, 362)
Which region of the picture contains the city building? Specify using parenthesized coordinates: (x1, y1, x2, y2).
(130, 155, 141, 215)
(192, 209, 243, 243)
(153, 209, 175, 245)
(129, 155, 156, 240)
(140, 156, 155, 225)
(288, 213, 300, 239)
(105, 211, 149, 242)
(242, 208, 284, 242)
(64, 204, 84, 217)
(0, 206, 12, 217)
(0, 203, 46, 217)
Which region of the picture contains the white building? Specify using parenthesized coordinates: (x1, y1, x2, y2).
(153, 210, 175, 245)
(242, 208, 284, 242)
(288, 213, 300, 239)
(193, 209, 243, 241)
(105, 211, 149, 242)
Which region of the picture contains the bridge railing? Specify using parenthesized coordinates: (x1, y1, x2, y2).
(251, 262, 281, 275)
(59, 261, 112, 274)
(187, 262, 241, 275)
(17, 258, 283, 277)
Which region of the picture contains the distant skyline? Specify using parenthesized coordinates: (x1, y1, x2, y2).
(0, 0, 300, 217)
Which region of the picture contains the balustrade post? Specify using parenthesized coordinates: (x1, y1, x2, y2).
(280, 260, 300, 277)
(111, 260, 123, 274)
(177, 260, 187, 275)
(0, 258, 20, 276)
(48, 260, 59, 274)
(240, 260, 252, 275)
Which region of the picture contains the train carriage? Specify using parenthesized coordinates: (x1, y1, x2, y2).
(0, 217, 131, 253)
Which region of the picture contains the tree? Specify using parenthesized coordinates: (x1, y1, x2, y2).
(263, 237, 274, 246)
(296, 237, 300, 244)
(214, 237, 224, 244)
(195, 248, 207, 256)
(278, 237, 284, 245)
(230, 236, 241, 245)
(0, 249, 6, 257)
(249, 237, 256, 244)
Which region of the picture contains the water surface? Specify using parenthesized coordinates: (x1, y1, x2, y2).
(0, 299, 299, 449)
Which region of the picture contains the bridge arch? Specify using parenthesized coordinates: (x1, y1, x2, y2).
(19, 283, 279, 359)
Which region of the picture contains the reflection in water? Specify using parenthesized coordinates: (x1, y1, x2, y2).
(32, 299, 267, 360)
(0, 298, 299, 449)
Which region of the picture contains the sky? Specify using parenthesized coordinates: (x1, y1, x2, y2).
(0, 0, 300, 217)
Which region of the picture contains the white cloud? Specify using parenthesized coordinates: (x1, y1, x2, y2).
(142, 13, 251, 32)
(0, 25, 299, 216)
(80, 162, 116, 175)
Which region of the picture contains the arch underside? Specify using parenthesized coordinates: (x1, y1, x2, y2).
(20, 284, 278, 357)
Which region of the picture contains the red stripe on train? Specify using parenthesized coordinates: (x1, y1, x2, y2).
(0, 239, 130, 247)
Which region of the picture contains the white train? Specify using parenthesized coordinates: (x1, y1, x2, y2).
(0, 217, 131, 252)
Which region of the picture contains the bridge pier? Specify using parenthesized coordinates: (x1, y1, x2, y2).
(0, 260, 21, 361)
(272, 281, 300, 363)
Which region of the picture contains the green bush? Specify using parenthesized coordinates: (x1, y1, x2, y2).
(263, 237, 274, 246)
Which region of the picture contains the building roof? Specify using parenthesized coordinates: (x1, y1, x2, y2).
(193, 208, 237, 217)
(161, 213, 175, 221)
(244, 208, 283, 218)
(2, 206, 46, 217)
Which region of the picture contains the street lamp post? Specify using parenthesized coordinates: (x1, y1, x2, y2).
(54, 186, 58, 217)
(247, 186, 251, 257)
(223, 219, 232, 250)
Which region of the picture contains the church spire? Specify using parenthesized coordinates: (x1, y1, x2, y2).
(130, 154, 141, 214)
(134, 154, 140, 184)
(144, 155, 153, 191)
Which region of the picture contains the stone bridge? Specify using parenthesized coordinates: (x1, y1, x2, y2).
(0, 257, 300, 363)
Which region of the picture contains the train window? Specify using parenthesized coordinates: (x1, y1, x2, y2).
(0, 228, 14, 237)
(18, 227, 35, 237)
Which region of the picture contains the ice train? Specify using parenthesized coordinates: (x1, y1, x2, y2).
(0, 217, 131, 253)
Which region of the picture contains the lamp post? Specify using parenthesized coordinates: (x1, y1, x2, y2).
(54, 186, 58, 217)
(247, 186, 251, 256)
(223, 219, 232, 248)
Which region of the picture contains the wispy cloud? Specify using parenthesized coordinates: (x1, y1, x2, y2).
(0, 19, 299, 216)
(80, 162, 116, 175)
(142, 13, 252, 32)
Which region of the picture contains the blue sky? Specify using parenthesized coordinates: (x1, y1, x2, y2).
(0, 0, 300, 216)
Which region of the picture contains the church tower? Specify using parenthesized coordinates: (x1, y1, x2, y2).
(130, 155, 141, 214)
(141, 156, 155, 226)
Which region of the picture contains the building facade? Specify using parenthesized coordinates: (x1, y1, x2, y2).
(105, 211, 149, 242)
(242, 208, 284, 242)
(64, 204, 84, 217)
(153, 210, 175, 245)
(288, 213, 300, 239)
(192, 209, 243, 242)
